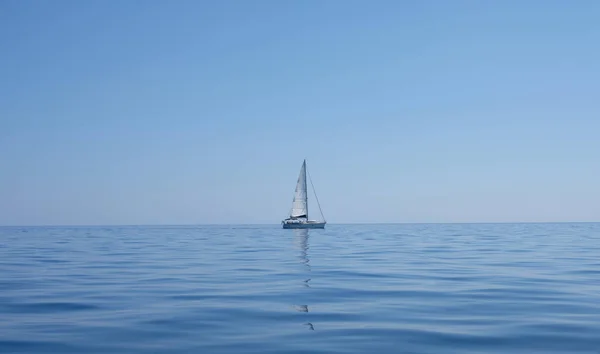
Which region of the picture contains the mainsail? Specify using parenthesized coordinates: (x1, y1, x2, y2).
(290, 160, 308, 218)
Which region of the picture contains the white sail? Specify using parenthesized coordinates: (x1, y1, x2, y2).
(290, 160, 308, 218)
(282, 159, 326, 229)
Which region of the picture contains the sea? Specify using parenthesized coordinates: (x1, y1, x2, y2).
(1, 223, 599, 354)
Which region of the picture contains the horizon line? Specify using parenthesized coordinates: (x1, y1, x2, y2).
(1, 221, 599, 228)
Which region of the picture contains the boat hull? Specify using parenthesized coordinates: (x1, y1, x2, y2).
(282, 222, 326, 229)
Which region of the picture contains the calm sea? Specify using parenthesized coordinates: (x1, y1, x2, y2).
(1, 223, 599, 353)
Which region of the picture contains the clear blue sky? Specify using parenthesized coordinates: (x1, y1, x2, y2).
(1, 0, 599, 225)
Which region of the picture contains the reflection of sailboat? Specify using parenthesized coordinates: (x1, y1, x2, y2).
(292, 229, 314, 329)
(294, 229, 311, 288)
(293, 305, 309, 312)
(282, 160, 326, 229)
(294, 229, 310, 270)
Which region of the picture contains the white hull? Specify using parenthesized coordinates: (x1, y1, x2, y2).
(282, 221, 326, 229)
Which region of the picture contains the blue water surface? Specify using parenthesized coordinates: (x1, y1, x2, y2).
(1, 223, 599, 353)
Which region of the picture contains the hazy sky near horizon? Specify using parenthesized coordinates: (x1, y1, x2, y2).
(1, 0, 599, 225)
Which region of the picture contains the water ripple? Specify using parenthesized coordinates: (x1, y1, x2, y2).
(1, 223, 600, 353)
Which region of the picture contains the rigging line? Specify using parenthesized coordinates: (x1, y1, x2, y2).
(307, 169, 325, 222)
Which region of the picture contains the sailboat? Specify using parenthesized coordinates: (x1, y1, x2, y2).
(282, 159, 326, 229)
